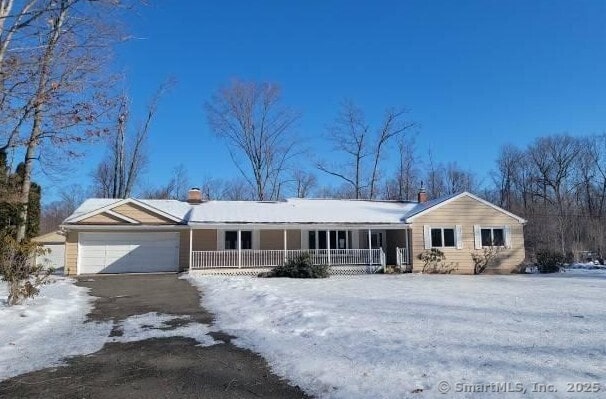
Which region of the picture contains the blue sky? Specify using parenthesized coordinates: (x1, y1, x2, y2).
(42, 0, 606, 200)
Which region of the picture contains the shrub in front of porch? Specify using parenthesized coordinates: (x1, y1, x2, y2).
(260, 253, 329, 279)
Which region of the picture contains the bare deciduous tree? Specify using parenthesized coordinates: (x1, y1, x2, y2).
(93, 80, 173, 199)
(221, 178, 254, 201)
(444, 162, 476, 194)
(368, 108, 415, 199)
(140, 165, 190, 200)
(528, 134, 579, 254)
(318, 100, 414, 199)
(40, 184, 89, 233)
(197, 177, 225, 201)
(292, 169, 317, 198)
(206, 80, 300, 201)
(425, 148, 444, 198)
(317, 101, 368, 199)
(8, 0, 129, 241)
(390, 133, 419, 200)
(493, 144, 524, 209)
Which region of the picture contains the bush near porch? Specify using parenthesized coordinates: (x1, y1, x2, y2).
(260, 253, 329, 278)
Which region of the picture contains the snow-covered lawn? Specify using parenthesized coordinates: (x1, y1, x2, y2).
(0, 278, 112, 380)
(0, 278, 217, 381)
(189, 273, 606, 399)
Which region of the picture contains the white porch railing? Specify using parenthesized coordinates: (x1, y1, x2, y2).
(191, 248, 385, 269)
(396, 246, 410, 266)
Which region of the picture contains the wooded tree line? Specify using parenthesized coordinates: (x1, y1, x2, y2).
(488, 134, 606, 259)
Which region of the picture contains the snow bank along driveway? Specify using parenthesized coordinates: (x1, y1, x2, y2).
(190, 273, 606, 399)
(0, 278, 216, 381)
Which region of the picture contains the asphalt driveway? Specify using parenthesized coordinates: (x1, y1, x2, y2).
(0, 274, 308, 399)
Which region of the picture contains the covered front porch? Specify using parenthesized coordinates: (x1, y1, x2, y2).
(187, 226, 411, 273)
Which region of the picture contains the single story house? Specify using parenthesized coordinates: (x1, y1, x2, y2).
(32, 230, 66, 271)
(60, 189, 527, 275)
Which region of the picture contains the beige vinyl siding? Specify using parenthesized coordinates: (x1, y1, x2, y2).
(410, 195, 525, 274)
(180, 229, 218, 271)
(111, 203, 175, 224)
(80, 212, 127, 224)
(287, 230, 301, 250)
(65, 231, 78, 275)
(192, 229, 217, 251)
(259, 229, 303, 250)
(260, 230, 283, 250)
(179, 231, 190, 271)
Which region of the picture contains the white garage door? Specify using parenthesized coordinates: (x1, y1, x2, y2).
(79, 232, 179, 274)
(38, 244, 65, 270)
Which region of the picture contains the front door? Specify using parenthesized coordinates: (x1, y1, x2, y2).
(370, 231, 385, 249)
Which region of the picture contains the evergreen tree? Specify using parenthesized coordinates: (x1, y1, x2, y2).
(27, 183, 41, 239)
(0, 151, 16, 234)
(0, 161, 41, 239)
(0, 150, 8, 186)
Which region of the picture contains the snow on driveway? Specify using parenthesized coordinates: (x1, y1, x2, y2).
(110, 312, 217, 346)
(0, 278, 217, 381)
(190, 273, 606, 399)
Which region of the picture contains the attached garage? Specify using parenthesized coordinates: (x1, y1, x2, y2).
(78, 232, 180, 274)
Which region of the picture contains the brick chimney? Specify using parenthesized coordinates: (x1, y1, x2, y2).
(187, 187, 203, 204)
(417, 185, 427, 203)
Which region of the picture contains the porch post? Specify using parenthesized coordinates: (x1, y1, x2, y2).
(237, 229, 242, 268)
(327, 230, 331, 266)
(368, 229, 372, 265)
(404, 228, 410, 265)
(345, 230, 349, 249)
(189, 228, 193, 269)
(283, 229, 288, 263)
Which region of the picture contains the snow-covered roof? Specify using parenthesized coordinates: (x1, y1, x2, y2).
(188, 198, 418, 224)
(65, 199, 120, 222)
(138, 199, 192, 220)
(64, 198, 191, 223)
(63, 191, 526, 226)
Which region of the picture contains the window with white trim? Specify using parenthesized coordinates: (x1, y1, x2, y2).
(424, 225, 463, 250)
(431, 228, 456, 248)
(481, 228, 504, 247)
